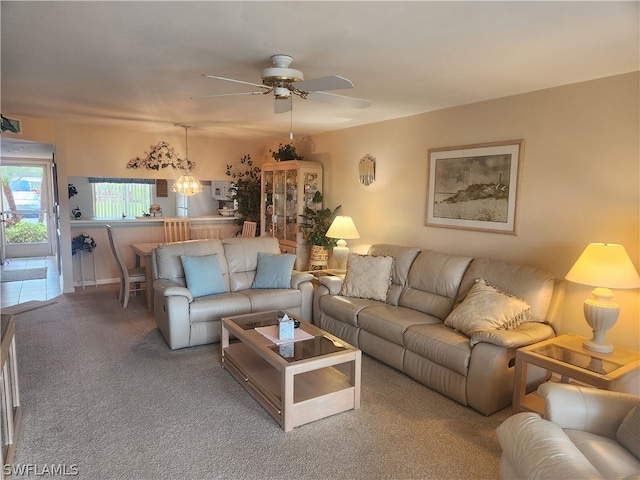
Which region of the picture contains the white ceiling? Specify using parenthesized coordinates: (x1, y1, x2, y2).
(1, 1, 638, 151)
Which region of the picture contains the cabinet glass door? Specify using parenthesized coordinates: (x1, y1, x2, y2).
(263, 171, 274, 236)
(284, 170, 298, 241)
(273, 170, 285, 241)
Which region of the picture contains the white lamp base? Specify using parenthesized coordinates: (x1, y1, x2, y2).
(582, 287, 619, 354)
(332, 239, 349, 273)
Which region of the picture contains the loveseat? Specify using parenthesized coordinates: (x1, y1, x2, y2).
(497, 383, 640, 479)
(152, 237, 314, 350)
(313, 244, 556, 415)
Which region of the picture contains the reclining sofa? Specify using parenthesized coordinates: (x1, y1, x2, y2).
(152, 237, 314, 350)
(314, 244, 557, 415)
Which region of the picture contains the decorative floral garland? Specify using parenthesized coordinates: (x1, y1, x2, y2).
(127, 141, 196, 171)
(72, 233, 97, 255)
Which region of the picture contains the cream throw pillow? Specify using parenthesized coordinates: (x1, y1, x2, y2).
(339, 253, 393, 302)
(444, 278, 531, 336)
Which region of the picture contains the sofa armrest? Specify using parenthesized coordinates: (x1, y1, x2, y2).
(497, 412, 603, 479)
(538, 383, 640, 439)
(154, 278, 194, 302)
(318, 275, 344, 294)
(470, 322, 555, 348)
(291, 271, 313, 289)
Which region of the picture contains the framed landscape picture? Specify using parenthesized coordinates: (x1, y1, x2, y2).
(425, 140, 524, 234)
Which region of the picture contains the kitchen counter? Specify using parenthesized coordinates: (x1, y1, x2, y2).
(69, 216, 237, 227)
(68, 216, 241, 289)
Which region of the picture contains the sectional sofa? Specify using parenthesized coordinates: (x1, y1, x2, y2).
(152, 237, 314, 350)
(313, 244, 557, 415)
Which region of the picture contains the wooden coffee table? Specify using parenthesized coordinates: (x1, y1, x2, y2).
(221, 310, 361, 432)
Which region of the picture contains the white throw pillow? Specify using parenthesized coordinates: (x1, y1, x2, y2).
(444, 278, 531, 336)
(339, 253, 393, 302)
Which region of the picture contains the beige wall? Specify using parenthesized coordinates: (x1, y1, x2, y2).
(8, 73, 639, 350)
(301, 72, 639, 350)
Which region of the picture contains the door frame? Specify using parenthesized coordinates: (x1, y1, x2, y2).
(1, 156, 55, 258)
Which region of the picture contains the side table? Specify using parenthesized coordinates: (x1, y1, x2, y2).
(303, 269, 346, 287)
(513, 333, 640, 414)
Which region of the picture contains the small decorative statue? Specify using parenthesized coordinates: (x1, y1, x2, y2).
(72, 206, 82, 218)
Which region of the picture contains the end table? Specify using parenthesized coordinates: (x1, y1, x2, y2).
(512, 333, 640, 415)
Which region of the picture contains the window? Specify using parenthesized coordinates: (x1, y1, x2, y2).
(92, 182, 152, 218)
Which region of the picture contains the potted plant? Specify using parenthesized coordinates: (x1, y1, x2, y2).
(270, 143, 303, 161)
(299, 191, 340, 269)
(225, 154, 261, 231)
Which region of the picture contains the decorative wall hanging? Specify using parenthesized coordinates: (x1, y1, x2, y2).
(127, 141, 195, 171)
(359, 154, 375, 185)
(425, 140, 524, 235)
(156, 179, 168, 197)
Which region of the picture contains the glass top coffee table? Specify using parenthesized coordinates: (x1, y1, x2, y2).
(221, 310, 361, 432)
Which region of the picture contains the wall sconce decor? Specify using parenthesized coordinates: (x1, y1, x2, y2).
(565, 242, 640, 353)
(359, 154, 375, 186)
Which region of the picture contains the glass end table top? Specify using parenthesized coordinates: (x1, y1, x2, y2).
(531, 335, 639, 375)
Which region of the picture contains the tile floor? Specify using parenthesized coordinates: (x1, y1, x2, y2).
(0, 256, 63, 308)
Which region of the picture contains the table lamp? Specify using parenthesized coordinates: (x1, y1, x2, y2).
(565, 243, 640, 353)
(326, 216, 360, 273)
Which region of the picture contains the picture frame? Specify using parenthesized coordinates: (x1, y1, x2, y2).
(425, 140, 524, 235)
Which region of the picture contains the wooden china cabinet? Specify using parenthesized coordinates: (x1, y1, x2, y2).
(260, 160, 323, 270)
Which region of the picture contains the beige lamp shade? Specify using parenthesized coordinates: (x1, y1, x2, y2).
(565, 243, 640, 353)
(565, 243, 640, 289)
(326, 216, 360, 240)
(326, 216, 360, 273)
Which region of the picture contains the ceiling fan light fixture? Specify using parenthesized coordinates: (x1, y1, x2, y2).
(274, 86, 291, 99)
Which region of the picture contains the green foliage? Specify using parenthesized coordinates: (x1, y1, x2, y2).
(5, 220, 47, 243)
(225, 154, 261, 226)
(270, 143, 303, 161)
(299, 191, 341, 248)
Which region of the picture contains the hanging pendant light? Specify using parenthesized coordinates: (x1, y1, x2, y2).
(171, 124, 204, 196)
(289, 97, 294, 140)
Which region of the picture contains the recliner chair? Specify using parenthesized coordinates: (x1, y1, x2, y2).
(497, 382, 639, 479)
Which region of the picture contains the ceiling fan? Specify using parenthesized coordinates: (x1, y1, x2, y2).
(193, 54, 371, 113)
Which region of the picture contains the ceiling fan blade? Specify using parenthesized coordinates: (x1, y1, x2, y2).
(295, 75, 354, 92)
(306, 91, 372, 109)
(202, 74, 267, 90)
(274, 97, 292, 114)
(191, 91, 265, 100)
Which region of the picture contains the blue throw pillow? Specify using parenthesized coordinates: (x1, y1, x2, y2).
(180, 254, 226, 298)
(252, 252, 296, 289)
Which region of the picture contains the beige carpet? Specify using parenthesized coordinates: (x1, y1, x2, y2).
(1, 299, 58, 316)
(12, 285, 510, 479)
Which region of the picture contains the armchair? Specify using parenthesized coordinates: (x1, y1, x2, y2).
(497, 382, 639, 479)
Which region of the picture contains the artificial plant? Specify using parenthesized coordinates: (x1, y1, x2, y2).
(299, 191, 341, 248)
(225, 154, 261, 227)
